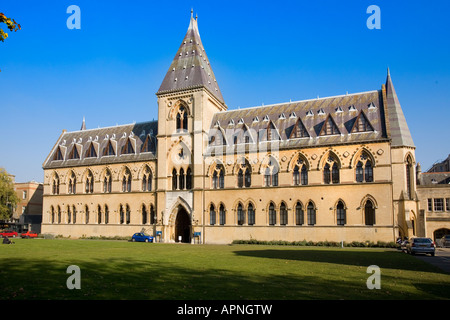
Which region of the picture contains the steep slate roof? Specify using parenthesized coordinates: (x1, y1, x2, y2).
(157, 13, 224, 104)
(385, 69, 414, 148)
(418, 172, 450, 185)
(43, 121, 158, 169)
(207, 89, 388, 151)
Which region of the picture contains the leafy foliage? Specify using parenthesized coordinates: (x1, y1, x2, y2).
(0, 168, 19, 220)
(0, 12, 21, 42)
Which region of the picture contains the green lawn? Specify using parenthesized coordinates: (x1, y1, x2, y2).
(0, 238, 449, 300)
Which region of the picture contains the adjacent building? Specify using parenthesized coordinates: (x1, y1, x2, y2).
(416, 159, 450, 242)
(14, 181, 43, 233)
(41, 13, 420, 244)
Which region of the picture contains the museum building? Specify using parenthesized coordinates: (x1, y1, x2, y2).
(41, 13, 419, 244)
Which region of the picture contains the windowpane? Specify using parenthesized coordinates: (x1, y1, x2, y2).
(212, 171, 218, 189)
(356, 162, 364, 182)
(295, 202, 304, 225)
(324, 164, 331, 184)
(272, 172, 278, 186)
(301, 166, 308, 185)
(126, 205, 130, 224)
(307, 202, 316, 225)
(332, 162, 339, 184)
(186, 168, 192, 190)
(238, 169, 244, 188)
(150, 205, 155, 224)
(364, 200, 376, 225)
(210, 205, 216, 225)
(365, 161, 373, 182)
(248, 204, 255, 225)
(434, 198, 444, 211)
(336, 201, 346, 226)
(219, 205, 226, 225)
(264, 168, 271, 187)
(269, 203, 276, 225)
(293, 166, 300, 185)
(237, 204, 244, 225)
(84, 205, 89, 224)
(142, 205, 147, 224)
(179, 168, 185, 190)
(105, 205, 109, 224)
(280, 203, 287, 225)
(245, 167, 251, 188)
(142, 175, 147, 191)
(219, 169, 224, 189)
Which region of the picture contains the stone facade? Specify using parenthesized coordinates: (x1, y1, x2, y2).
(41, 14, 420, 244)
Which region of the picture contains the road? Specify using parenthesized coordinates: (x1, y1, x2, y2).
(413, 247, 450, 273)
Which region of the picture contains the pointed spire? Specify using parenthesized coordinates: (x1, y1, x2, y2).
(80, 116, 86, 131)
(157, 11, 225, 104)
(385, 69, 414, 147)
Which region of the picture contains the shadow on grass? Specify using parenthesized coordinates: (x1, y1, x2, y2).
(1, 253, 449, 300)
(232, 248, 448, 274)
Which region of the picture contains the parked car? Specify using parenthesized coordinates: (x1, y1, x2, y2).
(440, 235, 450, 248)
(406, 237, 435, 256)
(131, 232, 154, 243)
(0, 230, 18, 238)
(21, 231, 38, 238)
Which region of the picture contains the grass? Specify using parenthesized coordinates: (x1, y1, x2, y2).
(0, 238, 449, 300)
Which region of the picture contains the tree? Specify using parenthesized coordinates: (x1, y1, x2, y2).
(0, 12, 21, 42)
(0, 168, 19, 220)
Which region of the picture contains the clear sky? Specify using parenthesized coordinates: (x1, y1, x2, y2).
(1, 0, 449, 182)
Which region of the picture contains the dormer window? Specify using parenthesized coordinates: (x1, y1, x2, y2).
(103, 140, 115, 156)
(53, 147, 64, 161)
(122, 138, 135, 155)
(68, 145, 80, 159)
(141, 134, 155, 153)
(85, 143, 97, 158)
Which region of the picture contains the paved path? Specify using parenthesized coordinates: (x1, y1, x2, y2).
(413, 248, 450, 273)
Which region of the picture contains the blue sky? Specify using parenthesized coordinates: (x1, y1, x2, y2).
(1, 0, 449, 182)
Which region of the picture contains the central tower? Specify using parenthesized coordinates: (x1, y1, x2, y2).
(155, 11, 227, 242)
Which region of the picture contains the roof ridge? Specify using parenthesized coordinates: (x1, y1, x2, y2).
(63, 120, 157, 134)
(219, 90, 380, 114)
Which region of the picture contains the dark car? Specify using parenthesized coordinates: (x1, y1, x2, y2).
(131, 232, 154, 243)
(406, 237, 435, 256)
(440, 235, 450, 248)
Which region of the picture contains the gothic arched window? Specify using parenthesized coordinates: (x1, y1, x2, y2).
(323, 154, 339, 184)
(176, 106, 188, 131)
(237, 203, 245, 225)
(356, 151, 374, 183)
(85, 170, 94, 194)
(364, 200, 376, 226)
(248, 203, 255, 226)
(307, 202, 316, 226)
(336, 201, 346, 226)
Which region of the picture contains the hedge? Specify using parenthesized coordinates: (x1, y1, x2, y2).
(232, 239, 398, 248)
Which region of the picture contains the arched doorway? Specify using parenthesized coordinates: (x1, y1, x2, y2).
(175, 206, 191, 243)
(434, 228, 450, 243)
